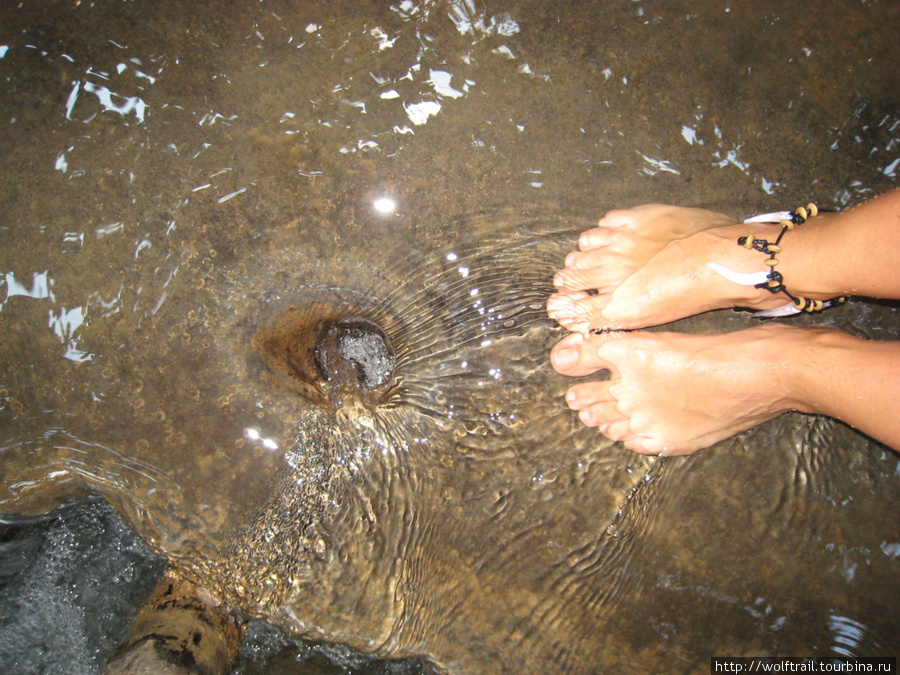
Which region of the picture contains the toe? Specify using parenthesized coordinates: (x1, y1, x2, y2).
(550, 332, 620, 377)
(571, 294, 621, 331)
(547, 292, 601, 334)
(595, 208, 639, 231)
(564, 381, 614, 409)
(577, 227, 618, 251)
(596, 418, 634, 442)
(623, 436, 663, 455)
(575, 402, 631, 441)
(549, 332, 586, 374)
(553, 256, 633, 293)
(562, 249, 600, 271)
(548, 291, 618, 333)
(553, 268, 607, 293)
(547, 292, 577, 319)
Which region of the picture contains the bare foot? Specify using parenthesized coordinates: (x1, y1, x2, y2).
(546, 205, 791, 332)
(549, 325, 807, 455)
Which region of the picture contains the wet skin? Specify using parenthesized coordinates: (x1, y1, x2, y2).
(547, 196, 900, 455)
(2, 0, 899, 671)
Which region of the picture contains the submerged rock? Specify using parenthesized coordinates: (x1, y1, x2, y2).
(0, 0, 898, 672)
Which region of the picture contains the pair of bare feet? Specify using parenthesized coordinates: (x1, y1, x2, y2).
(546, 205, 820, 456)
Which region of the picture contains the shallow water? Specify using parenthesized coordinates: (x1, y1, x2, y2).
(0, 0, 898, 673)
(0, 500, 166, 674)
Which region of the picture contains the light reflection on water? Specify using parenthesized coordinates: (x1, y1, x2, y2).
(0, 0, 898, 673)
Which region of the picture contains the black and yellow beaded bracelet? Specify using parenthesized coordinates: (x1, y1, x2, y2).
(739, 203, 846, 314)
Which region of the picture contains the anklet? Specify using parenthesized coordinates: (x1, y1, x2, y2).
(737, 203, 846, 314)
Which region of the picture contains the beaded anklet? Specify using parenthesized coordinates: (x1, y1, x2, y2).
(738, 203, 846, 314)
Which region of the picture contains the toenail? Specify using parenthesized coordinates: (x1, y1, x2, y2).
(547, 296, 569, 312)
(578, 409, 592, 424)
(565, 389, 577, 405)
(553, 347, 577, 370)
(565, 253, 576, 267)
(553, 273, 565, 287)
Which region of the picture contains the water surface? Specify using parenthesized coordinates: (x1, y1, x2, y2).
(0, 0, 898, 672)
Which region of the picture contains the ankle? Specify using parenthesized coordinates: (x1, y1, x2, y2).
(696, 224, 792, 309)
(715, 217, 848, 311)
(757, 324, 844, 415)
